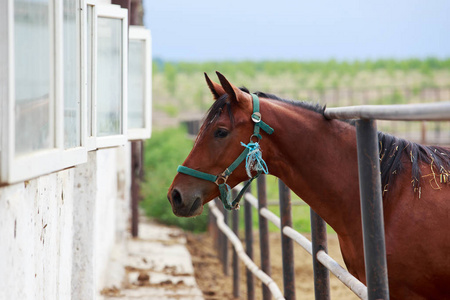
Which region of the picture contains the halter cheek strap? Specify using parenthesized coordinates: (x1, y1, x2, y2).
(250, 93, 274, 140)
(177, 94, 274, 210)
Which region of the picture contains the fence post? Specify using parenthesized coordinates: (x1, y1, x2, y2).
(215, 198, 224, 266)
(244, 183, 255, 300)
(232, 190, 240, 298)
(130, 141, 142, 237)
(279, 180, 296, 300)
(355, 119, 390, 300)
(223, 205, 229, 276)
(257, 175, 272, 300)
(310, 208, 330, 300)
(208, 201, 219, 249)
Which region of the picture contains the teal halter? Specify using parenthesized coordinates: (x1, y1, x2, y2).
(177, 94, 274, 210)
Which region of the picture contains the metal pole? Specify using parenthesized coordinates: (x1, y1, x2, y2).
(208, 202, 218, 249)
(244, 183, 255, 300)
(279, 180, 296, 300)
(223, 205, 229, 276)
(356, 119, 390, 300)
(232, 190, 240, 298)
(257, 175, 272, 300)
(310, 208, 330, 300)
(216, 198, 224, 260)
(213, 198, 220, 253)
(130, 141, 141, 237)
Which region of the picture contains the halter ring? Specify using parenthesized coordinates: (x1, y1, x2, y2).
(250, 134, 261, 143)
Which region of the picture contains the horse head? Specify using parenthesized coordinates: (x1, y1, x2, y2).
(167, 72, 272, 217)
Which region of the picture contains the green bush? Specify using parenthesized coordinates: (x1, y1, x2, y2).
(141, 126, 208, 232)
(164, 62, 177, 95)
(154, 103, 179, 117)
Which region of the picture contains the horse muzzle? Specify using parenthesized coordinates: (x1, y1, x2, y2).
(168, 188, 204, 217)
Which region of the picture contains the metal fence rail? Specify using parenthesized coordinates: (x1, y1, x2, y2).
(208, 200, 285, 300)
(324, 102, 450, 121)
(210, 182, 368, 300)
(244, 190, 367, 298)
(250, 185, 368, 299)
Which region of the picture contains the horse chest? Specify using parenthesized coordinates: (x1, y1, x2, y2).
(337, 234, 366, 283)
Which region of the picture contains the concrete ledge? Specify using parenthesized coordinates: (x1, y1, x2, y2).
(102, 219, 204, 300)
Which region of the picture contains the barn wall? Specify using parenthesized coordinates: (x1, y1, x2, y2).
(0, 145, 131, 300)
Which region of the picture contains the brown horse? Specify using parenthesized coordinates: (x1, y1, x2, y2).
(168, 72, 450, 299)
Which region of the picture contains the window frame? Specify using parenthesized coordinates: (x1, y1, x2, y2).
(59, 0, 88, 166)
(86, 3, 128, 150)
(127, 26, 152, 141)
(1, 0, 88, 184)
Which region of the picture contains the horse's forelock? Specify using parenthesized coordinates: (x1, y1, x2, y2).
(202, 88, 253, 131)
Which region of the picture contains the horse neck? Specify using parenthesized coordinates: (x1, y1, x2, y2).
(261, 100, 362, 236)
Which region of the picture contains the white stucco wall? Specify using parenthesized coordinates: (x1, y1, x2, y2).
(0, 145, 131, 300)
(97, 0, 112, 5)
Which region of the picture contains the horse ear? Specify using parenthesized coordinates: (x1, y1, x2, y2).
(216, 71, 251, 103)
(204, 72, 225, 100)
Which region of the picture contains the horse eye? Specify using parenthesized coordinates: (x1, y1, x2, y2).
(214, 128, 229, 138)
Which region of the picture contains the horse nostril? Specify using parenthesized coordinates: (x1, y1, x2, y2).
(172, 189, 182, 207)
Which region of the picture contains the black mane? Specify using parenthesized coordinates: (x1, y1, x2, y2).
(378, 132, 450, 196)
(201, 88, 450, 197)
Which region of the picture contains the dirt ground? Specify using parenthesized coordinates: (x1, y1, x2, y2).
(186, 231, 360, 300)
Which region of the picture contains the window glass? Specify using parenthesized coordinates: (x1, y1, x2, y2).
(96, 17, 122, 136)
(128, 39, 145, 129)
(64, 0, 80, 148)
(87, 5, 93, 137)
(14, 0, 52, 155)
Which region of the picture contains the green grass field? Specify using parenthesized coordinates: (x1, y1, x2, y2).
(153, 59, 450, 124)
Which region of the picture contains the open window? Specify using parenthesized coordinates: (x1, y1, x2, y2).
(1, 0, 86, 184)
(128, 26, 152, 140)
(85, 3, 128, 150)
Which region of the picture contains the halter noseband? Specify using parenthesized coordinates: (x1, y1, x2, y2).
(177, 94, 274, 210)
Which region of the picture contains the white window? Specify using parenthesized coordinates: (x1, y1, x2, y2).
(128, 26, 152, 140)
(1, 0, 87, 184)
(64, 0, 82, 149)
(85, 3, 128, 150)
(62, 0, 87, 166)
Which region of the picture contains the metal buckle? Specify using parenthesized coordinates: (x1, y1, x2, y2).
(251, 112, 261, 123)
(215, 171, 229, 185)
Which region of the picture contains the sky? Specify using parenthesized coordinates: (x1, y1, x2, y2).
(142, 0, 450, 62)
